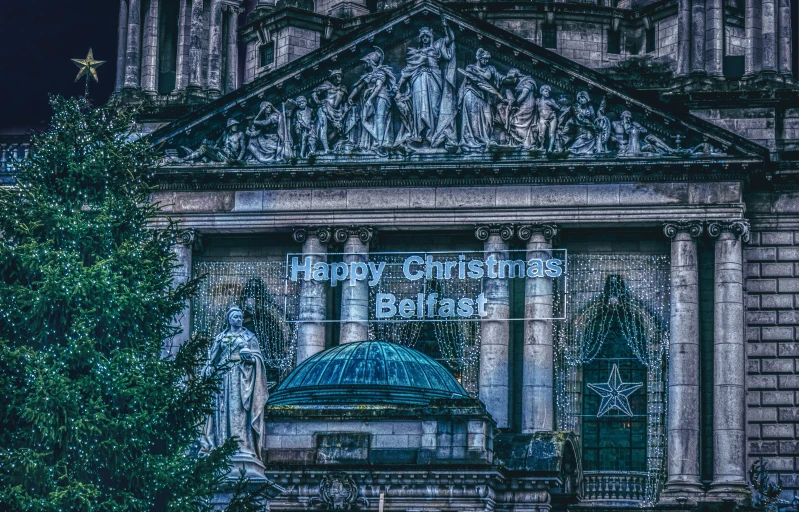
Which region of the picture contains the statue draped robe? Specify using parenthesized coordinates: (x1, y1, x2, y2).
(202, 327, 269, 462)
(397, 37, 457, 147)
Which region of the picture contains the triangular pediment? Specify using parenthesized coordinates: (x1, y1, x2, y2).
(151, 0, 766, 177)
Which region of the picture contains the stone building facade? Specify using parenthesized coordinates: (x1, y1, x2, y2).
(3, 0, 799, 509)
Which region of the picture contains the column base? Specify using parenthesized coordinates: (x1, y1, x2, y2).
(658, 482, 705, 507)
(228, 451, 266, 480)
(706, 483, 751, 506)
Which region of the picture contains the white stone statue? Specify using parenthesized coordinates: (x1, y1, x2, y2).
(201, 306, 270, 478)
(348, 47, 395, 155)
(394, 18, 457, 149)
(246, 101, 294, 162)
(457, 48, 505, 152)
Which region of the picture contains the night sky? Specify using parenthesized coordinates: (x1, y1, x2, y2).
(0, 0, 120, 133)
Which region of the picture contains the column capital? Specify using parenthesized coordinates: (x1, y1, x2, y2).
(293, 226, 332, 244)
(517, 224, 558, 242)
(663, 220, 703, 239)
(176, 228, 203, 251)
(475, 224, 514, 242)
(332, 226, 375, 245)
(707, 219, 750, 242)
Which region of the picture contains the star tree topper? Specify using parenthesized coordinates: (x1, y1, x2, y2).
(72, 48, 105, 96)
(587, 364, 643, 417)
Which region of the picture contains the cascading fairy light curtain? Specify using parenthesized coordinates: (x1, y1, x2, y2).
(367, 253, 483, 397)
(554, 254, 670, 506)
(192, 261, 299, 379)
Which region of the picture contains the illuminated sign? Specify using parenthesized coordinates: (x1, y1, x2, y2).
(285, 250, 567, 322)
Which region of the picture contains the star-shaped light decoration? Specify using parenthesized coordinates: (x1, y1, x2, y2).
(72, 48, 105, 95)
(587, 364, 643, 417)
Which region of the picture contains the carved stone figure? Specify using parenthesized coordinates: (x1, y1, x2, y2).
(246, 101, 293, 162)
(394, 18, 457, 149)
(200, 306, 270, 478)
(536, 85, 567, 153)
(611, 110, 677, 156)
(181, 118, 246, 163)
(457, 48, 506, 152)
(313, 70, 350, 153)
(348, 47, 395, 155)
(500, 68, 538, 150)
(292, 96, 316, 158)
(564, 91, 610, 155)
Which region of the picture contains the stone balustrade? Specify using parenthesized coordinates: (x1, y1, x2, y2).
(582, 471, 648, 503)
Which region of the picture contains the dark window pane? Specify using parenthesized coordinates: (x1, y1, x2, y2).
(259, 44, 274, 68)
(645, 26, 656, 53)
(542, 24, 557, 49)
(607, 29, 621, 55)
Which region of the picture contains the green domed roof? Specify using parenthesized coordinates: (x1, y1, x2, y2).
(269, 341, 470, 406)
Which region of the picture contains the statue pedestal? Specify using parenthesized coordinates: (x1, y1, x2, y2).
(229, 452, 267, 480)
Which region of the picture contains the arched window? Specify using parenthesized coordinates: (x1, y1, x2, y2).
(556, 258, 669, 506)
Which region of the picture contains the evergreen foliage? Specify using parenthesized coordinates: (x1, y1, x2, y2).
(0, 97, 271, 511)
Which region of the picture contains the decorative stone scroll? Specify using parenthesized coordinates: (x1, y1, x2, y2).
(706, 219, 750, 242)
(517, 224, 558, 242)
(663, 221, 703, 240)
(162, 18, 728, 167)
(475, 224, 514, 242)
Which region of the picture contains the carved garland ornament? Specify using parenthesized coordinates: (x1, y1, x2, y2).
(165, 18, 724, 166)
(310, 472, 369, 511)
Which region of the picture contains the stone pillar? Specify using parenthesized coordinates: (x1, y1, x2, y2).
(175, 0, 189, 91)
(705, 0, 724, 77)
(778, 0, 792, 76)
(224, 6, 239, 94)
(660, 221, 704, 504)
(518, 225, 558, 433)
(207, 0, 223, 97)
(762, 0, 778, 72)
(123, 0, 142, 90)
(707, 220, 751, 503)
(677, 0, 692, 76)
(293, 227, 330, 365)
(475, 224, 514, 430)
(691, 0, 706, 74)
(116, 0, 130, 92)
(141, 0, 160, 95)
(744, 0, 763, 76)
(164, 228, 199, 358)
(336, 227, 373, 344)
(188, 0, 204, 89)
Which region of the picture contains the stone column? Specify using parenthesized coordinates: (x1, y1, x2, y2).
(744, 0, 763, 76)
(115, 0, 130, 92)
(762, 0, 778, 72)
(677, 0, 692, 76)
(164, 228, 199, 358)
(518, 224, 558, 433)
(778, 0, 792, 77)
(475, 224, 514, 430)
(123, 0, 142, 90)
(691, 0, 706, 74)
(175, 0, 189, 91)
(207, 0, 223, 97)
(705, 0, 724, 77)
(660, 221, 704, 504)
(337, 227, 374, 344)
(188, 0, 204, 89)
(141, 0, 160, 95)
(293, 227, 330, 365)
(224, 6, 239, 94)
(707, 220, 751, 503)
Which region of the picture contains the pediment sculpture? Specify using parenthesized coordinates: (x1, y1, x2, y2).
(164, 18, 726, 167)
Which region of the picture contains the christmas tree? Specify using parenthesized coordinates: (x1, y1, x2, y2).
(0, 97, 273, 511)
